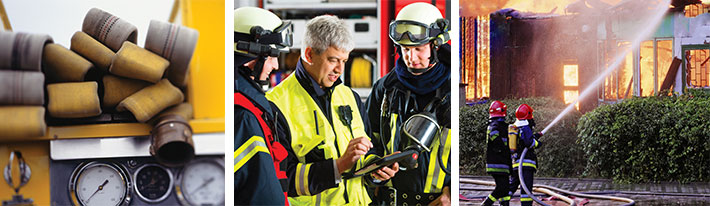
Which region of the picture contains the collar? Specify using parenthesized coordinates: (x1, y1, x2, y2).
(489, 117, 506, 123)
(236, 69, 272, 114)
(514, 119, 529, 127)
(295, 59, 342, 97)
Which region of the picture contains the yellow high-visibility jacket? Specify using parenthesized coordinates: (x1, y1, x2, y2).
(267, 72, 371, 206)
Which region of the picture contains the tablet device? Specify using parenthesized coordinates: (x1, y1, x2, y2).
(343, 150, 417, 179)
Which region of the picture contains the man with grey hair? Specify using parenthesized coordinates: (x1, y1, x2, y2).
(266, 15, 398, 205)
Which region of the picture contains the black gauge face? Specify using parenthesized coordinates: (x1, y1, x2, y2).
(134, 164, 173, 202)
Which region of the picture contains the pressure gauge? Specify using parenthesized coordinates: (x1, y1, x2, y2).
(176, 159, 225, 206)
(69, 162, 131, 206)
(133, 164, 173, 203)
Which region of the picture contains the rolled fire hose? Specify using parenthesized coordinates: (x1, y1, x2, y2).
(145, 20, 199, 88)
(82, 8, 137, 52)
(109, 41, 170, 83)
(459, 178, 574, 205)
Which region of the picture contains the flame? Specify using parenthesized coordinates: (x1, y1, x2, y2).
(640, 41, 654, 96)
(687, 49, 710, 87)
(563, 64, 579, 109)
(563, 90, 580, 109)
(657, 40, 673, 92)
(476, 16, 491, 100)
(563, 64, 579, 86)
(502, 0, 624, 15)
(622, 47, 634, 98)
(463, 15, 490, 101)
(460, 0, 625, 16)
(460, 0, 510, 17)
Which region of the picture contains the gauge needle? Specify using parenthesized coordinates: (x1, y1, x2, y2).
(146, 177, 157, 187)
(86, 179, 109, 202)
(192, 177, 215, 192)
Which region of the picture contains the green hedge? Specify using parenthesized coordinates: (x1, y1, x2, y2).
(460, 97, 585, 177)
(578, 95, 710, 183)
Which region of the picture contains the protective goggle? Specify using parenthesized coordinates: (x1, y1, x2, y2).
(235, 20, 293, 57)
(269, 21, 293, 48)
(389, 19, 447, 46)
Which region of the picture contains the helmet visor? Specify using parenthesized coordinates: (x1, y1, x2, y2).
(389, 20, 431, 44)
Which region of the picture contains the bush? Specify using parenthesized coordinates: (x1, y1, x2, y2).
(460, 97, 585, 177)
(578, 95, 710, 183)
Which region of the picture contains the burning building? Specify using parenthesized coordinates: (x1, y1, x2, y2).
(461, 0, 710, 112)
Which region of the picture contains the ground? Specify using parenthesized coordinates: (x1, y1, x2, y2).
(460, 175, 710, 206)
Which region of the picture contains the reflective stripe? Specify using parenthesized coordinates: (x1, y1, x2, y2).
(315, 193, 321, 206)
(427, 145, 441, 193)
(514, 159, 537, 164)
(295, 163, 312, 196)
(486, 168, 509, 173)
(502, 196, 511, 201)
(234, 136, 269, 172)
(489, 130, 499, 141)
(512, 162, 537, 169)
(424, 129, 450, 193)
(388, 113, 398, 153)
(488, 194, 498, 202)
(486, 164, 510, 169)
(534, 139, 539, 148)
(513, 158, 537, 168)
(521, 197, 533, 202)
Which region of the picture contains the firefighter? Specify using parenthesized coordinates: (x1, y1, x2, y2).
(365, 2, 451, 206)
(266, 15, 396, 205)
(234, 7, 292, 205)
(508, 104, 543, 206)
(481, 101, 511, 206)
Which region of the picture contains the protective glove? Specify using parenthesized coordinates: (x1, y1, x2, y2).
(530, 139, 542, 149)
(533, 132, 543, 139)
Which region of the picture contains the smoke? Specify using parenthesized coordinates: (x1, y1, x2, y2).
(542, 0, 672, 133)
(460, 0, 626, 17)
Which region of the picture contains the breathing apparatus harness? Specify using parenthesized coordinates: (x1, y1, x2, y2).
(235, 21, 293, 87)
(380, 84, 450, 174)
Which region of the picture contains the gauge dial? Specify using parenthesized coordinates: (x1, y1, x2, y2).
(133, 164, 173, 202)
(70, 162, 130, 206)
(177, 159, 225, 206)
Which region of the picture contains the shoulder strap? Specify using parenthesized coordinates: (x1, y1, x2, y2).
(235, 92, 290, 201)
(235, 92, 273, 143)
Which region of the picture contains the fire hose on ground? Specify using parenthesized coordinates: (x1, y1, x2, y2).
(460, 178, 574, 205)
(518, 147, 635, 206)
(461, 148, 637, 205)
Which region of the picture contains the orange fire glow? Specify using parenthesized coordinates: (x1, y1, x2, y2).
(640, 41, 654, 96)
(564, 64, 579, 87)
(462, 15, 490, 101)
(460, 0, 625, 17)
(475, 16, 491, 100)
(563, 64, 579, 109)
(657, 40, 673, 92)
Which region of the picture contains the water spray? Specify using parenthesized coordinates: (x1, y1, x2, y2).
(541, 0, 671, 134)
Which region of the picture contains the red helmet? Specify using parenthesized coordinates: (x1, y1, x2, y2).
(489, 101, 507, 118)
(515, 104, 534, 120)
